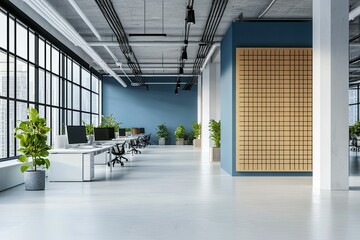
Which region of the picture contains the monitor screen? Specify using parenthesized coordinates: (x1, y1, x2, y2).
(66, 126, 87, 144)
(119, 128, 126, 136)
(94, 128, 115, 141)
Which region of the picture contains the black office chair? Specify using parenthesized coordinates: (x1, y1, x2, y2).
(127, 137, 142, 155)
(109, 142, 128, 167)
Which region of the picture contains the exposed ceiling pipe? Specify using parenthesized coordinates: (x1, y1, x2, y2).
(88, 41, 206, 47)
(349, 5, 360, 21)
(67, 0, 128, 87)
(114, 74, 195, 77)
(258, 0, 277, 18)
(24, 0, 127, 87)
(116, 67, 194, 71)
(200, 43, 220, 72)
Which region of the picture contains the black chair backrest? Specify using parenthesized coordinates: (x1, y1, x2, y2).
(116, 143, 125, 155)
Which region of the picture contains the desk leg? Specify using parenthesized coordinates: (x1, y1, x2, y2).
(108, 150, 113, 172)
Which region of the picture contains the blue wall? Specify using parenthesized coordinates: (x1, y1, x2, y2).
(220, 21, 312, 176)
(102, 77, 197, 144)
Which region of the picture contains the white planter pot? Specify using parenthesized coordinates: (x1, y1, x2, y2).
(176, 138, 184, 145)
(24, 170, 46, 191)
(54, 135, 67, 148)
(159, 138, 166, 145)
(210, 147, 220, 162)
(87, 135, 94, 145)
(193, 139, 201, 148)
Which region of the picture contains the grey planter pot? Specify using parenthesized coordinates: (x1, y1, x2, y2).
(159, 138, 166, 145)
(193, 139, 201, 148)
(24, 170, 46, 191)
(176, 138, 184, 145)
(210, 147, 220, 162)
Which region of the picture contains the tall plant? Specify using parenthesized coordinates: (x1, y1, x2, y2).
(174, 125, 186, 141)
(14, 107, 52, 172)
(192, 122, 201, 139)
(209, 119, 221, 148)
(156, 123, 169, 140)
(99, 114, 121, 132)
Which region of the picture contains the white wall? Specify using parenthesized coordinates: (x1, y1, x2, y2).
(200, 62, 221, 155)
(0, 161, 24, 191)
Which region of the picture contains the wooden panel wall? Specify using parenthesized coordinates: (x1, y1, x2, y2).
(236, 48, 312, 172)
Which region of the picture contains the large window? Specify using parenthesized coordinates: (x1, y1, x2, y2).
(349, 86, 359, 126)
(0, 8, 101, 161)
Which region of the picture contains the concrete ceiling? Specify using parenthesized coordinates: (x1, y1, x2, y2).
(45, 0, 358, 84)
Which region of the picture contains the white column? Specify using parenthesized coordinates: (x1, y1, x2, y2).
(313, 0, 349, 190)
(201, 63, 221, 153)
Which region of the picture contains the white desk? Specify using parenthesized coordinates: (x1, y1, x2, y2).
(49, 145, 113, 182)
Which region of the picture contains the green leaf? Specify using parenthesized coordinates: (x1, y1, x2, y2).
(18, 155, 28, 162)
(20, 165, 29, 173)
(44, 159, 50, 169)
(28, 107, 38, 121)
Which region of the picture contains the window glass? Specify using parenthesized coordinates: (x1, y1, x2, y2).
(82, 113, 90, 124)
(67, 81, 72, 108)
(16, 22, 27, 59)
(9, 55, 14, 98)
(82, 68, 90, 89)
(9, 17, 14, 53)
(16, 59, 27, 100)
(46, 72, 51, 104)
(67, 110, 72, 125)
(0, 51, 7, 97)
(52, 47, 59, 75)
(39, 38, 45, 67)
(73, 111, 80, 125)
(349, 89, 357, 105)
(46, 106, 51, 145)
(67, 58, 72, 80)
(52, 75, 59, 106)
(82, 89, 90, 112)
(92, 75, 99, 93)
(0, 11, 7, 49)
(73, 63, 80, 84)
(29, 31, 35, 63)
(92, 114, 99, 127)
(39, 69, 45, 103)
(38, 105, 45, 118)
(73, 85, 80, 110)
(92, 93, 98, 114)
(52, 107, 59, 143)
(0, 99, 7, 158)
(46, 43, 51, 71)
(350, 105, 358, 126)
(16, 101, 28, 155)
(29, 64, 35, 102)
(9, 101, 15, 156)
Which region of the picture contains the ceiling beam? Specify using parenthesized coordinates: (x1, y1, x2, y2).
(89, 41, 218, 47)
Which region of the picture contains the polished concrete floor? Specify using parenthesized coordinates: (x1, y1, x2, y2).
(1, 146, 360, 240)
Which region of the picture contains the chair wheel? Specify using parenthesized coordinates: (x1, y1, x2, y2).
(121, 163, 124, 166)
(107, 162, 110, 167)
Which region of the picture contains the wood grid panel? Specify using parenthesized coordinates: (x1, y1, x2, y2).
(236, 48, 312, 172)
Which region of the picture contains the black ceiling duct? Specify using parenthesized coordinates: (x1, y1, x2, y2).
(179, 67, 184, 75)
(181, 48, 188, 60)
(187, 8, 195, 24)
(183, 0, 228, 90)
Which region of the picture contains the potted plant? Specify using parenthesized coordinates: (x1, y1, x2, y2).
(174, 125, 186, 145)
(83, 121, 94, 144)
(125, 128, 132, 136)
(14, 107, 52, 190)
(209, 119, 221, 161)
(99, 114, 121, 138)
(184, 132, 193, 145)
(192, 122, 201, 148)
(156, 123, 169, 145)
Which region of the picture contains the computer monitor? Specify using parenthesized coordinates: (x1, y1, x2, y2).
(139, 128, 145, 134)
(94, 128, 115, 141)
(66, 126, 88, 145)
(119, 128, 126, 137)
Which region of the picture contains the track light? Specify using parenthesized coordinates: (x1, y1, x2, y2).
(179, 67, 184, 75)
(181, 48, 188, 60)
(175, 88, 179, 95)
(186, 8, 195, 24)
(176, 82, 180, 89)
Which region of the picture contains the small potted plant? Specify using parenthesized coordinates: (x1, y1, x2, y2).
(209, 119, 220, 161)
(184, 132, 193, 145)
(14, 107, 52, 190)
(156, 123, 169, 145)
(192, 122, 201, 148)
(99, 114, 121, 138)
(174, 125, 186, 145)
(125, 128, 132, 136)
(83, 121, 94, 144)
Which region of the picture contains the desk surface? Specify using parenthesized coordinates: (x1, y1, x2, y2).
(49, 145, 113, 154)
